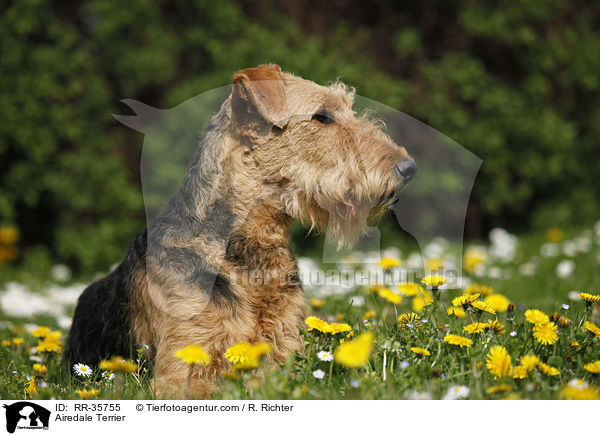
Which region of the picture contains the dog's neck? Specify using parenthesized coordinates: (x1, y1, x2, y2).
(160, 112, 295, 270)
(224, 203, 293, 268)
(221, 147, 295, 270)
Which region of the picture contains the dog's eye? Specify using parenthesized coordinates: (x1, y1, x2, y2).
(312, 112, 333, 124)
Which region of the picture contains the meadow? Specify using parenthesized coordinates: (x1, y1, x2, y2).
(1, 224, 599, 400)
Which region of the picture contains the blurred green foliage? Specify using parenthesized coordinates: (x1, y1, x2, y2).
(1, 0, 599, 273)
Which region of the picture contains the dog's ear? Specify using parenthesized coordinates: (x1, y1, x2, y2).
(231, 64, 288, 144)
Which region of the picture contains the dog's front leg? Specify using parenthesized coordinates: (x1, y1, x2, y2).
(152, 343, 218, 399)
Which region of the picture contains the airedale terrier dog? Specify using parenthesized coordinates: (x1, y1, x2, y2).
(66, 64, 417, 397)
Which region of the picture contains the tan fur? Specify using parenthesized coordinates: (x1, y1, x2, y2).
(127, 65, 413, 398)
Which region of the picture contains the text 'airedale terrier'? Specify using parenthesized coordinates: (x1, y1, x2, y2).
(66, 64, 417, 397)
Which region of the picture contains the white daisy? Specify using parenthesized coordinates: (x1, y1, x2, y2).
(316, 351, 333, 362)
(562, 241, 577, 257)
(561, 304, 569, 310)
(400, 361, 410, 369)
(556, 260, 575, 278)
(510, 331, 518, 337)
(540, 242, 559, 257)
(312, 369, 326, 379)
(102, 371, 115, 382)
(406, 390, 433, 400)
(568, 378, 589, 390)
(51, 264, 72, 282)
(519, 262, 536, 276)
(442, 385, 470, 400)
(349, 295, 364, 307)
(73, 363, 92, 377)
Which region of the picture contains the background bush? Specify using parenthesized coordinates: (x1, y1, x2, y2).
(1, 0, 599, 273)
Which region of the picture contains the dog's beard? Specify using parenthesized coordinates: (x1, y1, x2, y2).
(288, 184, 398, 250)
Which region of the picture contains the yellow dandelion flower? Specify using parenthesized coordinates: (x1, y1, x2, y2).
(310, 298, 325, 309)
(31, 326, 51, 338)
(25, 377, 36, 395)
(485, 294, 510, 312)
(443, 334, 473, 348)
(559, 385, 600, 400)
(558, 316, 571, 328)
(463, 322, 487, 334)
(538, 362, 560, 376)
(524, 309, 549, 325)
(410, 347, 430, 356)
(0, 225, 19, 244)
(486, 346, 512, 380)
(546, 226, 563, 243)
(464, 247, 487, 273)
(452, 293, 480, 308)
(36, 335, 62, 353)
(426, 258, 443, 271)
(520, 355, 540, 372)
(512, 365, 529, 379)
(486, 384, 512, 394)
(397, 283, 422, 297)
(486, 320, 506, 335)
(533, 322, 558, 345)
(173, 345, 211, 366)
(421, 274, 446, 287)
(412, 291, 434, 312)
(75, 389, 99, 399)
(33, 364, 47, 376)
(583, 321, 600, 338)
(578, 292, 600, 303)
(570, 341, 580, 348)
(305, 316, 330, 333)
(377, 288, 403, 305)
(471, 300, 496, 314)
(398, 312, 421, 328)
(339, 331, 354, 344)
(327, 322, 352, 335)
(99, 356, 138, 372)
(379, 257, 402, 269)
(584, 361, 600, 374)
(224, 342, 252, 365)
(1, 339, 11, 347)
(225, 342, 272, 370)
(333, 331, 374, 368)
(464, 283, 495, 296)
(305, 316, 351, 335)
(447, 307, 466, 318)
(12, 338, 25, 346)
(361, 310, 375, 321)
(46, 331, 61, 341)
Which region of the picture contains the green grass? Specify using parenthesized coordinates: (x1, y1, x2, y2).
(1, 227, 599, 400)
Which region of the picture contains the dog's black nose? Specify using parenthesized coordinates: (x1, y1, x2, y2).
(395, 159, 418, 184)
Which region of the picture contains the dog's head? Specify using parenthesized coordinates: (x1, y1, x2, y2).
(229, 64, 417, 247)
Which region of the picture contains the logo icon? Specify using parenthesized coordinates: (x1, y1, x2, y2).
(2, 402, 50, 433)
